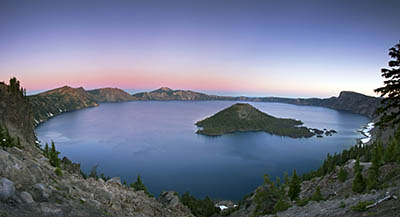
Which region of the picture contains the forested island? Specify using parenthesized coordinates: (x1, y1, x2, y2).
(195, 103, 315, 138)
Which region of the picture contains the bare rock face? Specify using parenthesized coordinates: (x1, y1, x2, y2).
(20, 191, 34, 204)
(0, 178, 15, 201)
(158, 191, 192, 215)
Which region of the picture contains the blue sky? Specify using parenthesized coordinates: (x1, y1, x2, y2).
(1, 0, 399, 97)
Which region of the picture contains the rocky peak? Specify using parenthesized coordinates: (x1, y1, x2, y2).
(151, 87, 173, 93)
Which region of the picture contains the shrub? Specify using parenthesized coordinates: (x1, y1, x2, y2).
(351, 201, 374, 212)
(273, 197, 291, 213)
(311, 186, 324, 202)
(55, 167, 63, 177)
(296, 198, 309, 207)
(338, 167, 348, 182)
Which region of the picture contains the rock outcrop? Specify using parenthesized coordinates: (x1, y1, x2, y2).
(0, 83, 35, 144)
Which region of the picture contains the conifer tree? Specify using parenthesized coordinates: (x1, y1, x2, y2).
(375, 41, 400, 126)
(338, 167, 348, 182)
(367, 145, 380, 191)
(131, 175, 151, 196)
(352, 156, 366, 193)
(283, 172, 289, 185)
(44, 143, 49, 158)
(384, 138, 397, 163)
(49, 141, 60, 167)
(273, 196, 290, 213)
(288, 169, 301, 201)
(311, 186, 323, 202)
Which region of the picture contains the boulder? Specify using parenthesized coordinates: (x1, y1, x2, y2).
(158, 191, 181, 208)
(20, 191, 34, 204)
(40, 202, 63, 216)
(61, 156, 81, 174)
(106, 177, 121, 186)
(32, 183, 52, 201)
(0, 178, 15, 201)
(158, 191, 191, 214)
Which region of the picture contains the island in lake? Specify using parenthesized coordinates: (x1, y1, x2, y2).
(195, 103, 315, 138)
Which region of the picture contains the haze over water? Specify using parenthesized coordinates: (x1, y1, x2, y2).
(36, 101, 370, 200)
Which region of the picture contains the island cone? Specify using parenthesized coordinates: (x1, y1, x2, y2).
(195, 103, 314, 138)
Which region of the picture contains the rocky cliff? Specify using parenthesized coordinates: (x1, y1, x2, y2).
(1, 82, 193, 217)
(0, 83, 35, 144)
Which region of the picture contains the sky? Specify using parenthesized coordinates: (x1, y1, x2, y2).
(0, 0, 399, 97)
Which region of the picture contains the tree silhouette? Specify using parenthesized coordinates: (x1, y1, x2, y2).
(352, 156, 366, 193)
(375, 41, 400, 127)
(288, 169, 301, 201)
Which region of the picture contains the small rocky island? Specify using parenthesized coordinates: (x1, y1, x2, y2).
(195, 103, 315, 138)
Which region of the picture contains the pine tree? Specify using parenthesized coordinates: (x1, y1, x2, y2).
(367, 146, 380, 191)
(273, 196, 290, 213)
(352, 156, 366, 193)
(338, 167, 348, 182)
(89, 165, 98, 179)
(288, 169, 301, 201)
(49, 141, 60, 167)
(384, 138, 397, 163)
(374, 41, 400, 126)
(311, 186, 323, 202)
(131, 175, 151, 196)
(44, 143, 49, 158)
(283, 172, 289, 185)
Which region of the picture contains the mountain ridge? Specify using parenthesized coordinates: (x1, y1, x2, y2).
(28, 86, 381, 128)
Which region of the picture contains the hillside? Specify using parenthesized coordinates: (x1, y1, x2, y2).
(0, 81, 193, 217)
(88, 88, 134, 102)
(195, 103, 315, 138)
(132, 88, 381, 118)
(28, 86, 99, 126)
(254, 91, 381, 119)
(132, 87, 234, 101)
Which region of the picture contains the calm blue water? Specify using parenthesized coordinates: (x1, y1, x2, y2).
(35, 101, 370, 200)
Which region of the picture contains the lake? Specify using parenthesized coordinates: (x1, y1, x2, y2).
(35, 101, 370, 200)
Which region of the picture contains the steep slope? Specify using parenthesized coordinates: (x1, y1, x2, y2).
(1, 81, 193, 217)
(229, 159, 400, 217)
(28, 86, 99, 126)
(87, 88, 134, 102)
(195, 103, 314, 138)
(0, 82, 35, 145)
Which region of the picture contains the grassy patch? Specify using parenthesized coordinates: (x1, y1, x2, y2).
(351, 201, 374, 212)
